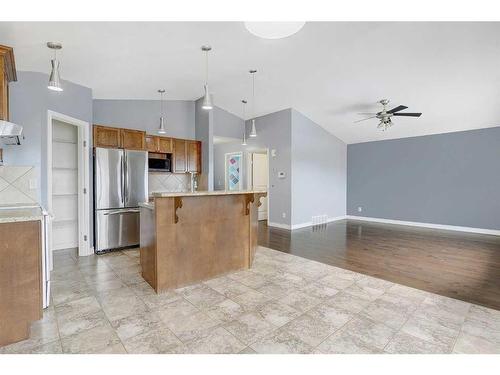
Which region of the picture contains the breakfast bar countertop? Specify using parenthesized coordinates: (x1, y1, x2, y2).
(150, 190, 266, 198)
(0, 205, 43, 224)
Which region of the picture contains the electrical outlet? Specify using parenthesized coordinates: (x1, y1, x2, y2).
(358, 206, 363, 212)
(282, 212, 286, 218)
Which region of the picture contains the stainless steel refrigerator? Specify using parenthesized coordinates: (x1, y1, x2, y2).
(94, 147, 148, 253)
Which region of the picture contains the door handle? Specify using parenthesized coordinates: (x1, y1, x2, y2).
(103, 209, 140, 215)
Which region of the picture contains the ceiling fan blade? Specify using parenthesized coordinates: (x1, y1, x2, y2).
(387, 105, 408, 114)
(392, 112, 422, 117)
(353, 116, 377, 123)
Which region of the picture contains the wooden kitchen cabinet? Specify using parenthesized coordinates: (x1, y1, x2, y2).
(93, 125, 146, 150)
(173, 139, 201, 173)
(0, 45, 17, 122)
(145, 135, 173, 153)
(0, 220, 42, 347)
(121, 128, 146, 150)
(187, 140, 201, 173)
(158, 137, 173, 153)
(173, 138, 187, 173)
(93, 125, 122, 148)
(145, 135, 158, 152)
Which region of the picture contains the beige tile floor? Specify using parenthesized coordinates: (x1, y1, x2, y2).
(1, 246, 499, 354)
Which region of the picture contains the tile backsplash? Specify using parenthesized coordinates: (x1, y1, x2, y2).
(0, 166, 39, 205)
(148, 173, 190, 195)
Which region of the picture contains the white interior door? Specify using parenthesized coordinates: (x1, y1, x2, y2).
(252, 153, 268, 221)
(51, 120, 79, 251)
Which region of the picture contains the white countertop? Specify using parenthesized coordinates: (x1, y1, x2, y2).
(150, 190, 267, 198)
(0, 204, 44, 224)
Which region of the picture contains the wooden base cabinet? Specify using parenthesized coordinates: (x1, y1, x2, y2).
(0, 220, 42, 347)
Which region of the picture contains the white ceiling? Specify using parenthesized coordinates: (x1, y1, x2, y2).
(1, 22, 500, 144)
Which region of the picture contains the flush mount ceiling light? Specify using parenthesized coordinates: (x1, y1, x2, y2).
(241, 100, 248, 146)
(47, 42, 63, 92)
(249, 70, 258, 138)
(157, 89, 166, 134)
(201, 45, 213, 110)
(244, 22, 305, 39)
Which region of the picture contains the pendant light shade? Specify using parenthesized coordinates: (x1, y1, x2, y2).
(47, 42, 63, 92)
(249, 69, 258, 138)
(158, 89, 166, 134)
(241, 99, 247, 145)
(201, 46, 213, 110)
(202, 84, 213, 110)
(249, 119, 257, 138)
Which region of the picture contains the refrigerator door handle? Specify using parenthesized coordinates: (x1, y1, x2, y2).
(120, 152, 125, 204)
(103, 209, 140, 215)
(124, 152, 128, 203)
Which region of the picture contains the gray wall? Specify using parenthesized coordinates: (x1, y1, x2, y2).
(7, 71, 93, 207)
(195, 98, 214, 190)
(291, 109, 347, 226)
(93, 99, 195, 139)
(213, 106, 245, 139)
(213, 109, 292, 226)
(347, 127, 500, 230)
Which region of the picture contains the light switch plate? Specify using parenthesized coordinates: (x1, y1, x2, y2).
(29, 178, 37, 190)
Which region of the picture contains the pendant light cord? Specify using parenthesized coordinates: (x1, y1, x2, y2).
(252, 73, 256, 119)
(160, 91, 163, 117)
(205, 51, 209, 85)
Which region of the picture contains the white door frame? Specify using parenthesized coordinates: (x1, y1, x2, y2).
(246, 149, 270, 225)
(46, 110, 92, 259)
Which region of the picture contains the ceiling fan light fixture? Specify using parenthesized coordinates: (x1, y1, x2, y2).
(244, 22, 305, 39)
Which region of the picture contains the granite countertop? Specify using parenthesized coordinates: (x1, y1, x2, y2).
(150, 190, 267, 198)
(0, 204, 44, 224)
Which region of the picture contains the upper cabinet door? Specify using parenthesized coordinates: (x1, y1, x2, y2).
(121, 129, 146, 150)
(187, 141, 201, 173)
(173, 138, 187, 173)
(93, 125, 122, 148)
(145, 135, 158, 152)
(158, 137, 173, 153)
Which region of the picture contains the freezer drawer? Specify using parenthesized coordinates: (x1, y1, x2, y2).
(95, 208, 140, 252)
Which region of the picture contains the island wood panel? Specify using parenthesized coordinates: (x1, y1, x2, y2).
(140, 193, 264, 292)
(139, 206, 156, 289)
(0, 220, 42, 347)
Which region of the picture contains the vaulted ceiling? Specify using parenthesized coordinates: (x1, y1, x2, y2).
(1, 21, 500, 143)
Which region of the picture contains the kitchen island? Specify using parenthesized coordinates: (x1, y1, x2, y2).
(139, 190, 267, 292)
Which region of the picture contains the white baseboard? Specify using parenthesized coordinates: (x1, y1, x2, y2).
(268, 222, 291, 230)
(268, 216, 347, 231)
(346, 215, 500, 236)
(291, 216, 347, 230)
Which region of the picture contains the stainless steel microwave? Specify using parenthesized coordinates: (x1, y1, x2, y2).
(148, 152, 172, 172)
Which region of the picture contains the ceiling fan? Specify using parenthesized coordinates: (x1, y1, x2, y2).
(355, 99, 422, 130)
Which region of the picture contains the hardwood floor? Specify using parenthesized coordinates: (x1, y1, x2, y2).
(258, 219, 500, 311)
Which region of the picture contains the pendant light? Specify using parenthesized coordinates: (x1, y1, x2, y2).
(249, 69, 258, 137)
(47, 42, 63, 92)
(201, 45, 213, 110)
(157, 89, 166, 134)
(241, 100, 248, 146)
